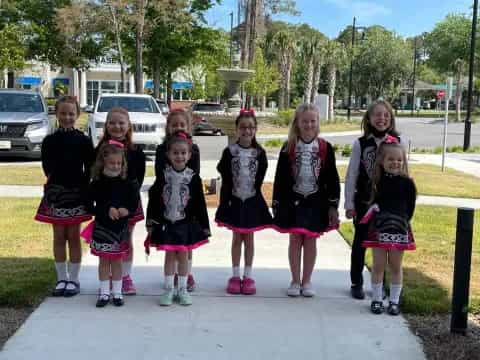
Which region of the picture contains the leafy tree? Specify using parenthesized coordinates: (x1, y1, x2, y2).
(272, 26, 296, 109)
(323, 40, 347, 120)
(0, 24, 25, 73)
(425, 14, 473, 121)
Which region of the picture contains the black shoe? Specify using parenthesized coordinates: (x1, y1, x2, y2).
(350, 284, 365, 300)
(64, 281, 80, 297)
(387, 302, 400, 316)
(52, 280, 67, 297)
(370, 301, 384, 314)
(112, 296, 124, 307)
(96, 295, 110, 308)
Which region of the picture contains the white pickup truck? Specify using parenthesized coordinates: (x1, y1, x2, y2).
(87, 93, 166, 154)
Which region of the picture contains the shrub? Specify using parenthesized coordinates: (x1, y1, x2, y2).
(269, 109, 294, 127)
(264, 138, 284, 148)
(341, 144, 352, 157)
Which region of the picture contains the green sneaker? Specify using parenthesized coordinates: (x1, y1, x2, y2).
(177, 288, 192, 306)
(159, 288, 175, 306)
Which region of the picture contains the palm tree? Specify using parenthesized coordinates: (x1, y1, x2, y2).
(300, 33, 324, 104)
(273, 28, 296, 109)
(324, 40, 347, 121)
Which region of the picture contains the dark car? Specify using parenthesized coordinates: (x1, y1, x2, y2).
(155, 99, 170, 115)
(190, 102, 225, 136)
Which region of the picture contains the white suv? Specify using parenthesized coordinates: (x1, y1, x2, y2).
(87, 94, 166, 154)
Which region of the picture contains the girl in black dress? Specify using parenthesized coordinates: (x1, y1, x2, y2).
(146, 131, 210, 306)
(359, 139, 416, 316)
(215, 109, 272, 295)
(96, 107, 146, 295)
(82, 141, 138, 307)
(35, 96, 94, 297)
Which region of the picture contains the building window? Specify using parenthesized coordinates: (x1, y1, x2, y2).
(87, 81, 99, 106)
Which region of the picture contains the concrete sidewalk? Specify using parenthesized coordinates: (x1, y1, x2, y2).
(0, 208, 425, 360)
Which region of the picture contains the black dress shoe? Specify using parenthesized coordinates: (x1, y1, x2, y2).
(96, 295, 110, 308)
(64, 281, 80, 297)
(350, 284, 365, 300)
(112, 297, 124, 307)
(52, 280, 67, 297)
(370, 301, 384, 314)
(387, 302, 401, 316)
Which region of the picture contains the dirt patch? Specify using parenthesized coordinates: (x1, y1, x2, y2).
(205, 182, 273, 208)
(0, 307, 33, 349)
(405, 314, 480, 360)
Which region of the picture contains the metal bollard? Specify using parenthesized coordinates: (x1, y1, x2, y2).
(450, 207, 475, 335)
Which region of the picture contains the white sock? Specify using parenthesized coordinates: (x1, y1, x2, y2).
(67, 262, 81, 283)
(174, 261, 178, 274)
(112, 280, 122, 298)
(164, 275, 174, 290)
(371, 282, 383, 302)
(244, 266, 252, 278)
(55, 262, 68, 281)
(232, 266, 240, 277)
(178, 275, 187, 290)
(187, 260, 192, 275)
(390, 284, 403, 304)
(122, 261, 132, 277)
(100, 280, 110, 296)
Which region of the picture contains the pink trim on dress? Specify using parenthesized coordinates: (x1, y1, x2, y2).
(90, 249, 129, 259)
(34, 213, 92, 225)
(362, 241, 416, 251)
(80, 221, 95, 243)
(271, 224, 339, 238)
(128, 201, 145, 225)
(359, 204, 379, 224)
(147, 239, 209, 252)
(215, 220, 272, 234)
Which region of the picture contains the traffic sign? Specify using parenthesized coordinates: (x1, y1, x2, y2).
(437, 90, 445, 98)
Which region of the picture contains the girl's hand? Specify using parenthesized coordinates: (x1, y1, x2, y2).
(109, 207, 120, 220)
(345, 209, 356, 219)
(328, 207, 339, 226)
(118, 208, 129, 217)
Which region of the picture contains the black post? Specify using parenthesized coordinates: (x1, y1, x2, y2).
(464, 0, 478, 151)
(230, 12, 234, 68)
(347, 17, 356, 121)
(411, 37, 417, 116)
(450, 207, 474, 335)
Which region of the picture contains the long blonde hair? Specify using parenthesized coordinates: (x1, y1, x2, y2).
(92, 143, 128, 180)
(286, 103, 320, 154)
(99, 107, 134, 150)
(371, 142, 411, 203)
(361, 100, 399, 137)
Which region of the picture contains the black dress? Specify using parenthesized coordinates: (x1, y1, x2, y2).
(35, 128, 95, 225)
(215, 143, 272, 233)
(361, 173, 416, 251)
(82, 175, 139, 259)
(146, 165, 210, 251)
(154, 142, 200, 177)
(272, 138, 340, 238)
(95, 141, 146, 225)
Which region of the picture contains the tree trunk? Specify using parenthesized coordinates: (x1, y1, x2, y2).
(285, 58, 292, 109)
(109, 5, 127, 92)
(311, 62, 321, 104)
(455, 65, 463, 122)
(261, 94, 266, 111)
(241, 1, 251, 68)
(327, 64, 336, 122)
(304, 60, 314, 103)
(153, 64, 161, 99)
(167, 72, 173, 107)
(134, 0, 147, 94)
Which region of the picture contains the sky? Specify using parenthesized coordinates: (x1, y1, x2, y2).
(205, 0, 474, 38)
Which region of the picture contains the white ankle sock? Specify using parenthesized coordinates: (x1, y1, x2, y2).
(244, 266, 252, 278)
(371, 282, 383, 302)
(55, 262, 68, 281)
(178, 276, 187, 289)
(390, 284, 402, 304)
(232, 266, 240, 277)
(187, 260, 192, 275)
(164, 275, 174, 289)
(100, 280, 110, 296)
(122, 261, 132, 277)
(67, 262, 81, 283)
(112, 280, 122, 297)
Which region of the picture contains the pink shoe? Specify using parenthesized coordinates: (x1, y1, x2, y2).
(187, 274, 196, 292)
(122, 275, 137, 295)
(226, 277, 242, 294)
(241, 277, 256, 295)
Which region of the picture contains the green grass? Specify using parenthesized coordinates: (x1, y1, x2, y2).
(0, 166, 46, 185)
(339, 205, 480, 315)
(0, 198, 54, 307)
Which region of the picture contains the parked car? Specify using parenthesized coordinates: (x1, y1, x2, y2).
(87, 94, 166, 154)
(0, 89, 53, 158)
(190, 102, 225, 136)
(155, 99, 170, 115)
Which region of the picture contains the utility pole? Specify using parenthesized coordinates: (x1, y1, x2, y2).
(411, 37, 418, 116)
(464, 0, 478, 151)
(347, 17, 356, 121)
(230, 12, 234, 68)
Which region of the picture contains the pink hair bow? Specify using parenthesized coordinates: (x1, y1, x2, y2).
(175, 131, 193, 145)
(108, 139, 125, 148)
(240, 108, 255, 116)
(384, 135, 399, 144)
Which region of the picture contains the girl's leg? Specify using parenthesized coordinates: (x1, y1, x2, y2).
(176, 251, 192, 305)
(122, 225, 136, 295)
(243, 233, 254, 277)
(231, 232, 242, 277)
(52, 225, 68, 287)
(97, 258, 112, 307)
(301, 236, 317, 285)
(371, 248, 387, 305)
(65, 224, 82, 287)
(288, 234, 303, 285)
(387, 250, 404, 306)
(186, 250, 195, 291)
(110, 259, 124, 304)
(164, 251, 176, 287)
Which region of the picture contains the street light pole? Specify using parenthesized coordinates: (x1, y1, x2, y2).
(464, 0, 478, 151)
(229, 12, 234, 68)
(347, 17, 356, 121)
(411, 37, 417, 116)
